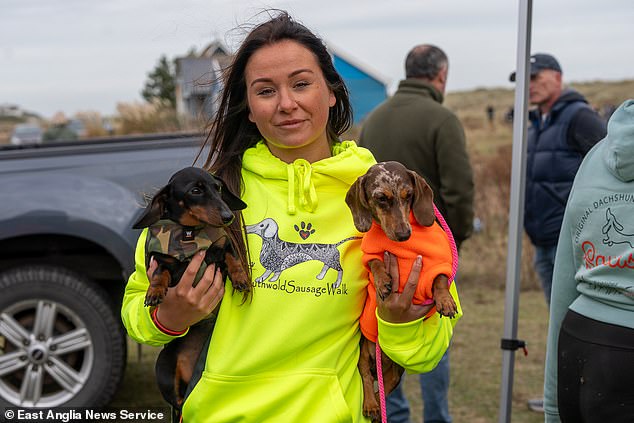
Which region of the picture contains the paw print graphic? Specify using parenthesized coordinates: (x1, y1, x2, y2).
(294, 222, 315, 240)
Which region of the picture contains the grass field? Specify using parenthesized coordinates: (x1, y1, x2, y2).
(402, 279, 549, 423)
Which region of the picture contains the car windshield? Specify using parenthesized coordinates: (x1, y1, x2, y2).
(67, 120, 85, 134)
(15, 127, 41, 135)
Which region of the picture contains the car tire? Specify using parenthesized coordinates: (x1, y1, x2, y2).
(0, 265, 126, 408)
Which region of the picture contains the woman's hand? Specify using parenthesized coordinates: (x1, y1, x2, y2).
(148, 250, 225, 332)
(377, 251, 434, 323)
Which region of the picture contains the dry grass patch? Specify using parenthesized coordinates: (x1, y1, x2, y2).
(401, 281, 548, 423)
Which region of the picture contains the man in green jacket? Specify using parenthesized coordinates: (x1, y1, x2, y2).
(360, 44, 474, 423)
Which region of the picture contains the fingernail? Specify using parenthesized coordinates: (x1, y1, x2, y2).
(416, 255, 422, 263)
(199, 251, 206, 257)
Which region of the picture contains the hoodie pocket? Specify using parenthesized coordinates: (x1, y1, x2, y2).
(183, 368, 354, 423)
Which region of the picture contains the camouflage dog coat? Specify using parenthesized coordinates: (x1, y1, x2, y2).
(145, 219, 230, 286)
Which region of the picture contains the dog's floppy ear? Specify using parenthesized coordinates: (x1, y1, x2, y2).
(215, 175, 247, 211)
(132, 185, 169, 229)
(409, 170, 435, 227)
(345, 175, 373, 233)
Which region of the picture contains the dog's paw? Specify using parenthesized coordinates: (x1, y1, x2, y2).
(144, 287, 166, 307)
(231, 279, 252, 292)
(363, 402, 381, 423)
(231, 274, 251, 292)
(435, 295, 457, 318)
(228, 267, 252, 292)
(376, 275, 392, 301)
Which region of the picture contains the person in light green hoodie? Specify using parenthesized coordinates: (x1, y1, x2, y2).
(544, 99, 634, 423)
(122, 11, 462, 423)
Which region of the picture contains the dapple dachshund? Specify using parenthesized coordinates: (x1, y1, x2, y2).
(132, 166, 250, 410)
(345, 161, 457, 422)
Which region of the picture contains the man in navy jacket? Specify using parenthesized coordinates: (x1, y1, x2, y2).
(511, 53, 606, 305)
(511, 52, 606, 413)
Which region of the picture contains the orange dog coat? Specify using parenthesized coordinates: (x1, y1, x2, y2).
(359, 212, 453, 342)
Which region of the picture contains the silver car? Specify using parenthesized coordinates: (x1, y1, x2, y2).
(10, 124, 43, 145)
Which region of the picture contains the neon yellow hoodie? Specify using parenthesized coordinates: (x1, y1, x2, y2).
(122, 141, 462, 422)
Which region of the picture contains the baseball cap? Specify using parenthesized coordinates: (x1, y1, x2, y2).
(509, 53, 562, 82)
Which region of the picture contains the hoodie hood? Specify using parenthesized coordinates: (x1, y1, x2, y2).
(603, 99, 634, 182)
(242, 140, 376, 214)
(554, 88, 587, 108)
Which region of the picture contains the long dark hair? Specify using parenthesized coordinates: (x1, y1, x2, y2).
(198, 10, 353, 274)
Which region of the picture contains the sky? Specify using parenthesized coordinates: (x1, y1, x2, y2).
(1, 0, 632, 119)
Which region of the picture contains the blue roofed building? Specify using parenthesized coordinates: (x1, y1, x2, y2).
(329, 47, 389, 124)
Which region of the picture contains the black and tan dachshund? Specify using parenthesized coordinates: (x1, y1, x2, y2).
(132, 166, 251, 410)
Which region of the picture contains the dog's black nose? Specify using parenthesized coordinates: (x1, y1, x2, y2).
(221, 211, 235, 225)
(394, 230, 411, 242)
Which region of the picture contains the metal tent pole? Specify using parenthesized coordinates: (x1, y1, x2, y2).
(498, 0, 533, 422)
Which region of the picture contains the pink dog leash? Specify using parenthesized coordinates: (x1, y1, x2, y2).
(376, 205, 459, 423)
(376, 341, 388, 423)
(432, 204, 459, 282)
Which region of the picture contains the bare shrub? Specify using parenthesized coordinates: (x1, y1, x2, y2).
(460, 115, 485, 131)
(74, 111, 108, 137)
(115, 100, 181, 135)
(461, 144, 539, 291)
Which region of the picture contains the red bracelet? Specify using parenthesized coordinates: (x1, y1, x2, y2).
(151, 307, 187, 336)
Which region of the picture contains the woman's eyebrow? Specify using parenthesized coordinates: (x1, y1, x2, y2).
(249, 68, 315, 87)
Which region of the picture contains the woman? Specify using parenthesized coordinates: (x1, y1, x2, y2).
(544, 99, 634, 422)
(122, 11, 461, 422)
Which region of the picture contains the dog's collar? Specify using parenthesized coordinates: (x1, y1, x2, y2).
(145, 220, 228, 261)
(155, 219, 207, 230)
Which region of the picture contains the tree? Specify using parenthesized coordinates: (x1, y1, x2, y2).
(141, 55, 176, 108)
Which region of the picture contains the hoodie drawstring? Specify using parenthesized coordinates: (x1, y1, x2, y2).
(286, 159, 318, 215)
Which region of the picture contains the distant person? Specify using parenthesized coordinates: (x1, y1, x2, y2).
(486, 104, 495, 129)
(509, 53, 606, 413)
(360, 44, 474, 423)
(43, 112, 78, 142)
(544, 99, 634, 422)
(103, 118, 115, 136)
